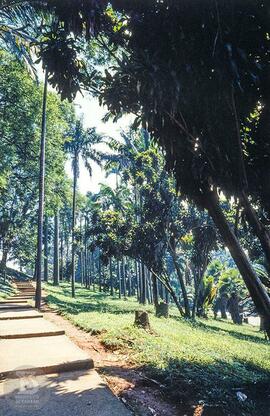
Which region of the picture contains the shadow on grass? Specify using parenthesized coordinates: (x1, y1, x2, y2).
(157, 356, 270, 415)
(46, 291, 145, 317)
(100, 357, 270, 416)
(0, 279, 15, 298)
(47, 284, 267, 346)
(170, 314, 268, 346)
(193, 319, 268, 346)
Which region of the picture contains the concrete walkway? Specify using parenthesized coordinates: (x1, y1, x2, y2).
(0, 281, 131, 415)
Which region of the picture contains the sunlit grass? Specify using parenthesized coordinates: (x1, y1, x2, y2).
(0, 278, 16, 299)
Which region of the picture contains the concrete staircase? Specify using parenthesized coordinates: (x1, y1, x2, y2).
(0, 280, 131, 416)
(0, 281, 93, 378)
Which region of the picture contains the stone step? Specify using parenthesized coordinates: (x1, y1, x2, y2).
(0, 335, 93, 378)
(9, 294, 33, 297)
(0, 309, 43, 320)
(0, 304, 33, 310)
(0, 369, 131, 416)
(0, 300, 29, 304)
(16, 285, 34, 288)
(0, 318, 65, 339)
(15, 282, 34, 285)
(15, 286, 34, 289)
(14, 291, 33, 294)
(9, 296, 34, 300)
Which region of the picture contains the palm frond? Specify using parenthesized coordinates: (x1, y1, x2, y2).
(0, 2, 40, 78)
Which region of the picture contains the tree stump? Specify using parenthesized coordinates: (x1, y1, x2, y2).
(134, 310, 150, 330)
(156, 302, 169, 318)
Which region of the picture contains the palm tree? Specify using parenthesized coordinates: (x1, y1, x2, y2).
(104, 129, 155, 302)
(65, 120, 102, 297)
(0, 2, 49, 308)
(35, 69, 48, 308)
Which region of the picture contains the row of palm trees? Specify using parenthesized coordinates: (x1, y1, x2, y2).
(1, 3, 44, 306)
(0, 3, 103, 305)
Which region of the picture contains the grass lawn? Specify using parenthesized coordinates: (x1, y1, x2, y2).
(45, 282, 270, 415)
(0, 278, 16, 299)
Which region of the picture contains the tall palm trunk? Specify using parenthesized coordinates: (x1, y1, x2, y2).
(66, 233, 70, 281)
(127, 266, 132, 296)
(60, 229, 64, 281)
(135, 260, 140, 301)
(35, 69, 48, 309)
(91, 252, 96, 291)
(98, 253, 102, 292)
(205, 189, 270, 337)
(151, 273, 159, 309)
(71, 151, 78, 298)
(80, 251, 84, 286)
(109, 257, 114, 295)
(122, 257, 127, 297)
(118, 260, 122, 298)
(84, 218, 88, 287)
(53, 209, 60, 286)
(43, 215, 49, 282)
(141, 263, 147, 304)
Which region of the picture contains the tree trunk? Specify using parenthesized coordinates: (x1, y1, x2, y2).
(71, 151, 78, 298)
(169, 244, 191, 318)
(84, 219, 88, 287)
(109, 257, 114, 296)
(228, 292, 242, 324)
(80, 251, 84, 286)
(98, 254, 102, 292)
(35, 69, 48, 309)
(60, 229, 64, 281)
(167, 283, 184, 316)
(220, 294, 228, 319)
(118, 260, 122, 298)
(44, 216, 49, 282)
(141, 263, 147, 304)
(147, 270, 153, 303)
(122, 258, 127, 298)
(127, 268, 132, 297)
(53, 209, 60, 286)
(0, 244, 8, 282)
(65, 233, 70, 282)
(240, 191, 270, 268)
(88, 252, 92, 288)
(152, 273, 159, 310)
(192, 273, 201, 319)
(205, 190, 270, 337)
(135, 261, 139, 300)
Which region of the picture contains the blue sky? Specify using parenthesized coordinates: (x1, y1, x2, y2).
(68, 91, 133, 195)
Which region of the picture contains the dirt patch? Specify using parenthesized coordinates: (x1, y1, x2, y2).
(42, 306, 191, 415)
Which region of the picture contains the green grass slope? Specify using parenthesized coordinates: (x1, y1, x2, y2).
(45, 282, 270, 415)
(0, 278, 16, 299)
